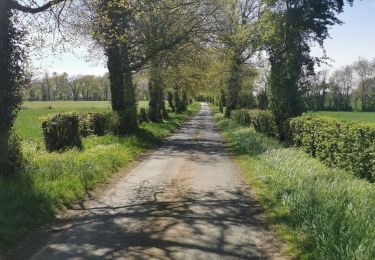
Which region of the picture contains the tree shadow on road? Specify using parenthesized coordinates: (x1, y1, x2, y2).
(31, 186, 283, 260)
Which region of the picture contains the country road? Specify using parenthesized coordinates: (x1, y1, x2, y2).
(30, 103, 286, 260)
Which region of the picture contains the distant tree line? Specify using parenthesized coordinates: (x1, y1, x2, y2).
(22, 71, 152, 103)
(23, 73, 110, 102)
(304, 57, 375, 112)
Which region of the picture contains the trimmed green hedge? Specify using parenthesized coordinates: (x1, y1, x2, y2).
(229, 109, 375, 181)
(79, 112, 114, 137)
(290, 115, 375, 181)
(42, 112, 83, 152)
(248, 110, 278, 138)
(41, 109, 169, 152)
(231, 109, 277, 137)
(231, 110, 251, 127)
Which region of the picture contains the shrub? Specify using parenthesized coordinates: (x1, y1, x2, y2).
(231, 110, 251, 127)
(138, 108, 150, 124)
(1, 130, 25, 177)
(42, 112, 83, 152)
(8, 131, 24, 171)
(79, 112, 112, 137)
(248, 110, 278, 137)
(290, 115, 375, 181)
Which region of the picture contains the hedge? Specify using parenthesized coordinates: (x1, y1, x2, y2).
(290, 115, 375, 181)
(79, 112, 114, 137)
(231, 110, 252, 127)
(41, 109, 167, 152)
(42, 112, 83, 152)
(231, 109, 277, 137)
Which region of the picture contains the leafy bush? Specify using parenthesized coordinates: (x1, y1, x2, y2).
(79, 112, 113, 137)
(290, 115, 375, 181)
(1, 131, 25, 177)
(248, 110, 278, 137)
(138, 108, 150, 124)
(8, 131, 24, 170)
(42, 112, 83, 152)
(230, 109, 278, 137)
(231, 110, 252, 127)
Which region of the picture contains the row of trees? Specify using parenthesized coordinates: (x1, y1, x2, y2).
(0, 0, 355, 176)
(305, 58, 375, 112)
(24, 73, 110, 101)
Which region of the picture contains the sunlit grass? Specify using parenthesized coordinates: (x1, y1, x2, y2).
(214, 110, 375, 260)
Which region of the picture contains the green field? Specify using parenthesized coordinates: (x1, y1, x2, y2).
(16, 101, 149, 140)
(308, 111, 375, 123)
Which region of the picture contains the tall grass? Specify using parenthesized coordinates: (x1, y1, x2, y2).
(0, 103, 200, 253)
(214, 112, 375, 260)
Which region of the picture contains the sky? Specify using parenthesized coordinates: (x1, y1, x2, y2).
(311, 0, 375, 70)
(30, 0, 375, 76)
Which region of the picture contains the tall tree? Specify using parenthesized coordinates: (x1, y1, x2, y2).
(353, 58, 375, 111)
(260, 0, 354, 140)
(213, 0, 261, 117)
(0, 0, 68, 177)
(77, 0, 213, 129)
(141, 0, 214, 121)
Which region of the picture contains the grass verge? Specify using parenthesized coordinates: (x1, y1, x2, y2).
(213, 110, 375, 260)
(0, 103, 200, 253)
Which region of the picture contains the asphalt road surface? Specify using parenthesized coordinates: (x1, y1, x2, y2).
(31, 103, 286, 260)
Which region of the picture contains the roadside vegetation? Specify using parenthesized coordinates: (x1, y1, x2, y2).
(16, 101, 149, 140)
(214, 111, 375, 259)
(228, 107, 375, 181)
(0, 102, 199, 252)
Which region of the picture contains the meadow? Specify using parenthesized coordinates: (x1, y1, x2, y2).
(309, 111, 375, 123)
(1, 101, 199, 253)
(213, 111, 375, 259)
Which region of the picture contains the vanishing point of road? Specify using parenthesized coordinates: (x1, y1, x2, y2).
(30, 103, 286, 260)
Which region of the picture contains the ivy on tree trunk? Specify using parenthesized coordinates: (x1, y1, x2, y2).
(0, 1, 22, 177)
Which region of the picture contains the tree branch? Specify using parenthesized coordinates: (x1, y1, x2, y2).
(11, 0, 67, 14)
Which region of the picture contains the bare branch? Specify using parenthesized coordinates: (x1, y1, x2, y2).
(11, 0, 67, 14)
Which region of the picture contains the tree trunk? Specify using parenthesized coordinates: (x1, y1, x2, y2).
(107, 45, 137, 134)
(0, 1, 20, 177)
(148, 57, 164, 122)
(174, 88, 183, 114)
(167, 92, 175, 112)
(121, 44, 138, 133)
(268, 54, 303, 141)
(225, 58, 241, 118)
(219, 89, 226, 113)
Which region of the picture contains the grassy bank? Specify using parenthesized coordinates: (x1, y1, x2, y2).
(213, 111, 375, 259)
(0, 103, 200, 253)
